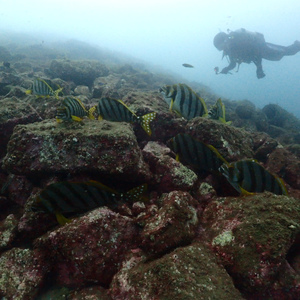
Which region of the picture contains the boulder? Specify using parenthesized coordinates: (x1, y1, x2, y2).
(201, 194, 300, 298)
(0, 248, 50, 299)
(140, 191, 200, 255)
(142, 141, 197, 192)
(110, 243, 244, 299)
(0, 97, 41, 158)
(2, 119, 151, 182)
(34, 207, 140, 287)
(186, 117, 254, 162)
(46, 59, 109, 86)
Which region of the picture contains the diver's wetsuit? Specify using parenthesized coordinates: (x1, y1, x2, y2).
(220, 28, 300, 78)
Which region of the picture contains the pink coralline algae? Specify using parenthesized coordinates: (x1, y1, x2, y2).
(34, 208, 140, 287)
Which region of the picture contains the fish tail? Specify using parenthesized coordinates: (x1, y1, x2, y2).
(25, 89, 32, 95)
(169, 99, 174, 112)
(141, 112, 156, 136)
(55, 211, 71, 225)
(71, 115, 83, 122)
(88, 106, 96, 120)
(240, 187, 254, 196)
(276, 177, 288, 196)
(54, 87, 63, 99)
(125, 184, 148, 202)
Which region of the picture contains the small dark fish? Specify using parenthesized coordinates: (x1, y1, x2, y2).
(31, 180, 148, 225)
(159, 83, 208, 120)
(56, 97, 95, 122)
(182, 63, 194, 68)
(219, 159, 288, 196)
(168, 133, 228, 173)
(26, 78, 63, 99)
(208, 98, 231, 124)
(214, 67, 219, 74)
(96, 97, 156, 136)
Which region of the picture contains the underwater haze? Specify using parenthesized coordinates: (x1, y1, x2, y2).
(1, 0, 299, 117)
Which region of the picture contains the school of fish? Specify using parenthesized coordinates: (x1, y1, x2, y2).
(27, 77, 288, 225)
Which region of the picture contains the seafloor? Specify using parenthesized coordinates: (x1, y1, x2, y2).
(0, 39, 300, 299)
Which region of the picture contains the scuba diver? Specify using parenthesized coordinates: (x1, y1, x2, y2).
(213, 28, 300, 79)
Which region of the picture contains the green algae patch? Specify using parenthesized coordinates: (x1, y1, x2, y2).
(212, 230, 234, 247)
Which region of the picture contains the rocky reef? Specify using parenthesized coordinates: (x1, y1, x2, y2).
(0, 40, 300, 299)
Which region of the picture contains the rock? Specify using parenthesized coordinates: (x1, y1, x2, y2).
(251, 131, 279, 161)
(46, 59, 109, 86)
(201, 194, 300, 298)
(2, 119, 151, 182)
(0, 248, 50, 299)
(12, 62, 33, 73)
(266, 148, 300, 190)
(140, 191, 200, 255)
(0, 97, 41, 158)
(0, 46, 12, 62)
(0, 214, 18, 251)
(142, 141, 198, 192)
(0, 72, 21, 89)
(263, 104, 300, 131)
(186, 117, 254, 162)
(3, 174, 33, 207)
(235, 101, 256, 119)
(74, 85, 90, 96)
(34, 208, 140, 287)
(68, 286, 110, 299)
(110, 243, 244, 299)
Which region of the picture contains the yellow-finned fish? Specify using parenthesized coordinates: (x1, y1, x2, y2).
(26, 78, 63, 99)
(168, 133, 228, 173)
(56, 97, 95, 122)
(159, 83, 208, 120)
(219, 159, 288, 196)
(208, 98, 231, 124)
(31, 180, 148, 225)
(96, 97, 156, 136)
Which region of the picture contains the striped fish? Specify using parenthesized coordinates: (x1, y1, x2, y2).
(159, 83, 208, 120)
(219, 159, 288, 196)
(56, 97, 95, 122)
(208, 98, 231, 124)
(26, 78, 63, 99)
(31, 180, 148, 225)
(168, 133, 228, 173)
(96, 97, 156, 136)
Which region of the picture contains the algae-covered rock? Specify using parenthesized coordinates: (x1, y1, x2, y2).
(46, 59, 109, 86)
(140, 191, 200, 255)
(0, 248, 50, 299)
(266, 147, 300, 190)
(186, 117, 254, 162)
(142, 141, 198, 192)
(201, 194, 300, 298)
(34, 207, 140, 287)
(110, 243, 244, 299)
(0, 97, 41, 157)
(2, 119, 151, 182)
